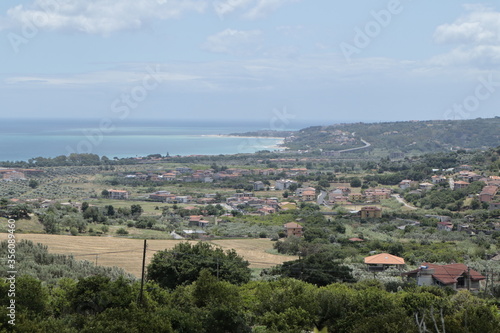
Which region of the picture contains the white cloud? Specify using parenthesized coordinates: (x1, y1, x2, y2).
(432, 6, 500, 67)
(213, 0, 299, 19)
(213, 0, 253, 17)
(1, 0, 207, 35)
(202, 29, 263, 55)
(5, 68, 201, 86)
(244, 0, 298, 19)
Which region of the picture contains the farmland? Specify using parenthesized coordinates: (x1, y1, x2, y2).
(16, 234, 297, 277)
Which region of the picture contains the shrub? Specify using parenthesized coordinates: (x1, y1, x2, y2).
(116, 228, 129, 235)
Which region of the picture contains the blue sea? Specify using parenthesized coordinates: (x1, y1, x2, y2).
(0, 118, 315, 162)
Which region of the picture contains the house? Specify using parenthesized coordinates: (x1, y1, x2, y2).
(275, 179, 298, 190)
(437, 221, 454, 231)
(301, 190, 316, 202)
(283, 222, 303, 237)
(348, 193, 364, 201)
(479, 186, 498, 202)
(419, 182, 434, 190)
(364, 188, 392, 201)
(489, 202, 500, 211)
(188, 215, 203, 227)
(360, 206, 382, 218)
(364, 253, 405, 271)
(402, 263, 485, 290)
(108, 189, 129, 200)
(181, 229, 206, 239)
(149, 191, 172, 202)
(453, 180, 470, 190)
(399, 179, 413, 190)
(431, 175, 447, 184)
(253, 181, 265, 191)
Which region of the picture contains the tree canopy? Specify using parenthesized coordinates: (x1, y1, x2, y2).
(147, 242, 251, 289)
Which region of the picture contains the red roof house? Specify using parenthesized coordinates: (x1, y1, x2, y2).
(403, 263, 485, 290)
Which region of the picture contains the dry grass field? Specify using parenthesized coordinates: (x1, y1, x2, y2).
(14, 234, 297, 278)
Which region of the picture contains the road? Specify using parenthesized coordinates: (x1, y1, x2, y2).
(337, 138, 372, 153)
(392, 194, 418, 210)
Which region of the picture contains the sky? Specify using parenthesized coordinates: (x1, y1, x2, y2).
(1, 0, 500, 126)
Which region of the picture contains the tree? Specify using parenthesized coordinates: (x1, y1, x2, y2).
(147, 242, 251, 289)
(350, 177, 362, 188)
(28, 179, 39, 189)
(272, 252, 355, 286)
(130, 204, 143, 217)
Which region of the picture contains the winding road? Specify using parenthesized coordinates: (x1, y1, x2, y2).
(338, 138, 372, 153)
(392, 194, 418, 210)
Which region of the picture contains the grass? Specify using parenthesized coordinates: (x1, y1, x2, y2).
(0, 216, 45, 233)
(13, 234, 297, 278)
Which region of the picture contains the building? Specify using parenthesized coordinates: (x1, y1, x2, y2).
(489, 202, 500, 211)
(283, 222, 303, 237)
(453, 180, 470, 190)
(479, 186, 498, 202)
(275, 179, 298, 190)
(419, 182, 434, 190)
(402, 263, 485, 290)
(253, 181, 265, 191)
(360, 206, 382, 218)
(364, 253, 405, 271)
(437, 221, 453, 231)
(301, 190, 316, 202)
(108, 189, 129, 200)
(431, 175, 447, 184)
(364, 188, 392, 201)
(399, 179, 413, 190)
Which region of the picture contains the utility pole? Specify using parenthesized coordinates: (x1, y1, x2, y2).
(139, 239, 147, 304)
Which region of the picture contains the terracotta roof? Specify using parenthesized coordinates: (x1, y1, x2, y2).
(405, 263, 485, 285)
(349, 237, 364, 242)
(481, 186, 498, 196)
(364, 253, 405, 265)
(284, 222, 303, 228)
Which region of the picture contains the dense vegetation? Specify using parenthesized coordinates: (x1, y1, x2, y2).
(2, 270, 500, 332)
(285, 117, 500, 153)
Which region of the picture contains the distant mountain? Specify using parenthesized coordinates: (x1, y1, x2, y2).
(284, 117, 500, 153)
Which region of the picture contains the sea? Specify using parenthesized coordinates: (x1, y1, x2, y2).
(0, 118, 316, 162)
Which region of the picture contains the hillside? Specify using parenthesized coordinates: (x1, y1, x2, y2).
(284, 117, 500, 153)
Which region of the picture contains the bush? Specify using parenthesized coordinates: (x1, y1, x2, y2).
(116, 228, 129, 235)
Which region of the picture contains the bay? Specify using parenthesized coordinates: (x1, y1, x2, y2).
(0, 118, 306, 161)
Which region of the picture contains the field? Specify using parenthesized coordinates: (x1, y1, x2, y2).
(15, 234, 297, 278)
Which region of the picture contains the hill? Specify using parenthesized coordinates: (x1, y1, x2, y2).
(284, 117, 500, 153)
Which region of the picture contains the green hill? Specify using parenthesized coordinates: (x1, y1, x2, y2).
(285, 117, 500, 153)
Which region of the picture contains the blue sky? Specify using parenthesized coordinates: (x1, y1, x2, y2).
(1, 0, 500, 126)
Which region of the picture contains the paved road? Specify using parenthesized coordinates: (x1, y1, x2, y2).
(338, 138, 371, 153)
(392, 194, 418, 210)
(317, 190, 327, 205)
